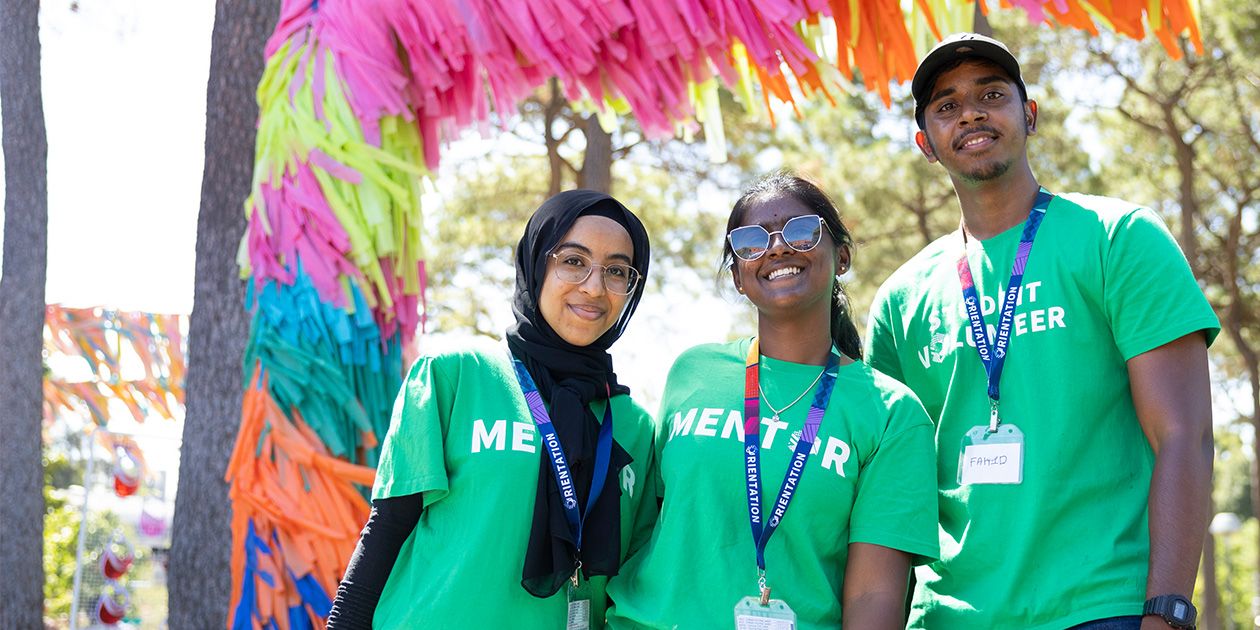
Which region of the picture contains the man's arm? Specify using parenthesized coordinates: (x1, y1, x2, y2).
(841, 543, 912, 630)
(1127, 331, 1213, 628)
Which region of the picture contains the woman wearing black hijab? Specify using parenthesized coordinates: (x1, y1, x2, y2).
(326, 190, 656, 629)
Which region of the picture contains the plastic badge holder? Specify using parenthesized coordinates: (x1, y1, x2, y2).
(734, 596, 797, 630)
(958, 424, 1024, 485)
(565, 577, 591, 630)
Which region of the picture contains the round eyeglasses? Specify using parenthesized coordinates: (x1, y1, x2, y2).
(548, 251, 641, 295)
(728, 214, 825, 261)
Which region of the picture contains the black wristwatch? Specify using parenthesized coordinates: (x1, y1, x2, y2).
(1143, 594, 1197, 629)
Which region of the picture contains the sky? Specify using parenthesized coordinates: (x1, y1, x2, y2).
(0, 0, 215, 314)
(0, 0, 215, 508)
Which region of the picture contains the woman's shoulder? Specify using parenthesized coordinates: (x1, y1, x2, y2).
(653, 339, 748, 408)
(667, 338, 749, 372)
(609, 392, 654, 426)
(407, 336, 513, 380)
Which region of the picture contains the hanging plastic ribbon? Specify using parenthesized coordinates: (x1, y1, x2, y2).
(111, 441, 144, 498)
(139, 499, 170, 538)
(43, 305, 188, 428)
(95, 579, 130, 626)
(100, 531, 136, 580)
(113, 471, 140, 498)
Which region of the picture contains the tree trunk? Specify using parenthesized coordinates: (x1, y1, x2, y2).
(0, 0, 49, 626)
(1202, 524, 1224, 630)
(1217, 201, 1260, 629)
(544, 79, 565, 197)
(972, 2, 993, 37)
(1169, 107, 1200, 273)
(908, 185, 934, 249)
(167, 0, 277, 625)
(579, 114, 613, 194)
(1246, 357, 1260, 630)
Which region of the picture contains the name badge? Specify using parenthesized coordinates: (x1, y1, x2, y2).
(958, 424, 1024, 485)
(734, 596, 796, 630)
(565, 577, 590, 630)
(565, 599, 589, 630)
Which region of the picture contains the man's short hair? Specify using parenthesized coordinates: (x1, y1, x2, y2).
(912, 33, 1028, 129)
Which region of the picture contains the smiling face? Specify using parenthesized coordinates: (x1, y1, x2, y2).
(538, 215, 634, 347)
(915, 59, 1037, 185)
(730, 194, 848, 318)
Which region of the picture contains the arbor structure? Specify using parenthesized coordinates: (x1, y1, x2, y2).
(0, 0, 49, 626)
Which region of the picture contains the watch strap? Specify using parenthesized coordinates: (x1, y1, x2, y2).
(1143, 594, 1197, 629)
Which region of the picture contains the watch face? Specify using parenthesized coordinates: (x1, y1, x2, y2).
(1173, 600, 1189, 621)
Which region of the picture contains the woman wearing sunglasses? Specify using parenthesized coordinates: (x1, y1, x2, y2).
(606, 173, 938, 629)
(326, 190, 658, 629)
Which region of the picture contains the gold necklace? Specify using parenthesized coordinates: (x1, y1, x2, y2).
(758, 365, 827, 423)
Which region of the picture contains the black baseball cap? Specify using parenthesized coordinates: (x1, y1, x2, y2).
(912, 33, 1027, 129)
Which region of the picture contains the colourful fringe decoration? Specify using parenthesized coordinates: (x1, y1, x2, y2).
(227, 0, 1203, 627)
(228, 373, 375, 630)
(229, 2, 424, 626)
(43, 305, 186, 427)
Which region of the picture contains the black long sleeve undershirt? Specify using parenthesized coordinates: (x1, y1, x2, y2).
(325, 494, 423, 629)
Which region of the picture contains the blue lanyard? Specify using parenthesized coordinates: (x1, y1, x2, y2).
(956, 189, 1053, 432)
(511, 358, 614, 553)
(742, 339, 839, 578)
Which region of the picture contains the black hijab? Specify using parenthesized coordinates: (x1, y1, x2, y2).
(506, 189, 651, 597)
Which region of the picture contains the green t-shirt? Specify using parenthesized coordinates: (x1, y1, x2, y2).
(371, 339, 658, 629)
(864, 193, 1220, 630)
(606, 338, 939, 630)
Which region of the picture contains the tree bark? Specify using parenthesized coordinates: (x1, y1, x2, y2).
(579, 114, 613, 194)
(167, 0, 277, 625)
(1240, 351, 1260, 629)
(0, 0, 49, 626)
(544, 79, 566, 197)
(1215, 191, 1260, 630)
(1202, 524, 1224, 630)
(972, 2, 993, 37)
(1168, 104, 1201, 273)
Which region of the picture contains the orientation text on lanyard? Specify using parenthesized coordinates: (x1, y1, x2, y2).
(511, 358, 614, 557)
(742, 338, 839, 587)
(956, 189, 1054, 432)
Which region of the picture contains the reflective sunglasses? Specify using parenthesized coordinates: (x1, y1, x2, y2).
(548, 250, 641, 295)
(728, 214, 825, 261)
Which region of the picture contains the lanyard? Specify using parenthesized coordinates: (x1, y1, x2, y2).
(511, 358, 614, 554)
(742, 338, 839, 582)
(956, 189, 1053, 432)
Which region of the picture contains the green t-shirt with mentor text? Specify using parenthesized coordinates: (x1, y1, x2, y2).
(606, 338, 939, 630)
(371, 339, 658, 629)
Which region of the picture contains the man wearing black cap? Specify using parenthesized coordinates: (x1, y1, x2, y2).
(864, 33, 1218, 630)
